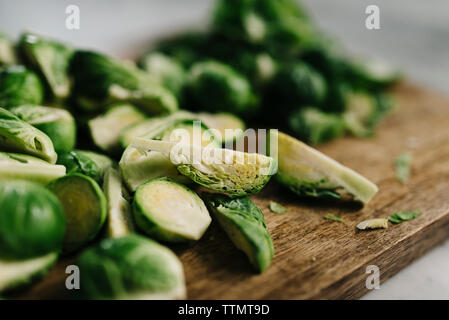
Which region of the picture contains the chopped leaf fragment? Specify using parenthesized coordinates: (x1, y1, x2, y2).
(395, 152, 412, 183)
(269, 201, 287, 214)
(357, 218, 388, 230)
(324, 213, 344, 223)
(388, 210, 421, 224)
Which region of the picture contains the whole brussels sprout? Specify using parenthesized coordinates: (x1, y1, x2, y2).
(0, 107, 57, 163)
(0, 180, 65, 259)
(186, 61, 259, 116)
(19, 33, 73, 101)
(70, 51, 178, 115)
(0, 65, 44, 109)
(0, 33, 17, 66)
(10, 105, 76, 154)
(77, 235, 186, 300)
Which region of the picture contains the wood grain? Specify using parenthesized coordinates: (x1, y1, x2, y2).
(11, 83, 449, 300)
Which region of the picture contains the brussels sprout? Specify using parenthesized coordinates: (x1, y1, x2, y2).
(131, 138, 276, 197)
(133, 177, 211, 242)
(0, 65, 44, 108)
(88, 103, 146, 154)
(288, 107, 345, 145)
(204, 194, 274, 272)
(19, 33, 73, 101)
(103, 167, 134, 238)
(48, 174, 107, 253)
(77, 235, 186, 300)
(264, 62, 326, 116)
(275, 131, 378, 204)
(345, 59, 401, 91)
(186, 61, 259, 116)
(0, 180, 65, 259)
(57, 150, 114, 184)
(70, 51, 178, 115)
(139, 52, 186, 98)
(196, 112, 246, 145)
(0, 33, 17, 66)
(0, 152, 65, 184)
(0, 107, 57, 163)
(10, 105, 76, 154)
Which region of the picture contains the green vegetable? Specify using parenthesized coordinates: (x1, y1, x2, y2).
(186, 60, 259, 116)
(0, 65, 44, 108)
(345, 59, 401, 91)
(70, 50, 178, 115)
(0, 180, 65, 259)
(103, 167, 134, 238)
(77, 235, 186, 300)
(276, 131, 378, 204)
(10, 105, 76, 154)
(57, 150, 113, 183)
(205, 194, 274, 272)
(139, 52, 186, 98)
(395, 152, 412, 184)
(357, 218, 388, 230)
(133, 177, 211, 242)
(0, 107, 57, 163)
(48, 174, 107, 253)
(131, 138, 276, 197)
(88, 103, 146, 154)
(269, 201, 287, 214)
(19, 33, 73, 101)
(388, 210, 421, 224)
(288, 107, 345, 145)
(0, 33, 17, 66)
(196, 112, 246, 146)
(0, 151, 65, 184)
(324, 213, 344, 223)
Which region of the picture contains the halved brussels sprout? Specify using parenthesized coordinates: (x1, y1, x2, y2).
(133, 177, 211, 242)
(139, 52, 186, 98)
(346, 58, 401, 90)
(103, 167, 134, 238)
(0, 33, 17, 66)
(48, 174, 107, 253)
(0, 107, 57, 163)
(0, 152, 65, 184)
(275, 131, 378, 204)
(77, 235, 186, 300)
(204, 194, 274, 272)
(196, 112, 246, 145)
(57, 150, 114, 184)
(131, 138, 276, 197)
(19, 33, 73, 101)
(186, 60, 259, 116)
(0, 180, 65, 259)
(0, 65, 44, 108)
(70, 50, 178, 115)
(88, 103, 146, 154)
(10, 105, 76, 154)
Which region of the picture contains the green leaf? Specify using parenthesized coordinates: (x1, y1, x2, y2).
(395, 152, 412, 183)
(324, 213, 344, 223)
(269, 201, 287, 214)
(388, 210, 421, 224)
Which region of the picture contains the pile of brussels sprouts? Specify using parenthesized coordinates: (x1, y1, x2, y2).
(0, 0, 389, 300)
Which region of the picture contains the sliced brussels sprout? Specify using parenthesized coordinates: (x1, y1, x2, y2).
(0, 65, 44, 108)
(133, 177, 211, 242)
(0, 152, 65, 184)
(275, 131, 378, 204)
(48, 174, 107, 253)
(88, 103, 146, 154)
(70, 50, 178, 115)
(131, 138, 276, 197)
(186, 60, 259, 116)
(0, 107, 57, 163)
(196, 112, 246, 145)
(57, 150, 114, 184)
(0, 180, 65, 259)
(10, 105, 76, 154)
(19, 33, 73, 101)
(0, 252, 58, 294)
(103, 167, 134, 238)
(204, 194, 274, 273)
(0, 33, 17, 66)
(288, 107, 345, 145)
(77, 235, 186, 300)
(139, 52, 186, 98)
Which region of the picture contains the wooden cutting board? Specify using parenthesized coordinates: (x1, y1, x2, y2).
(13, 83, 449, 300)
